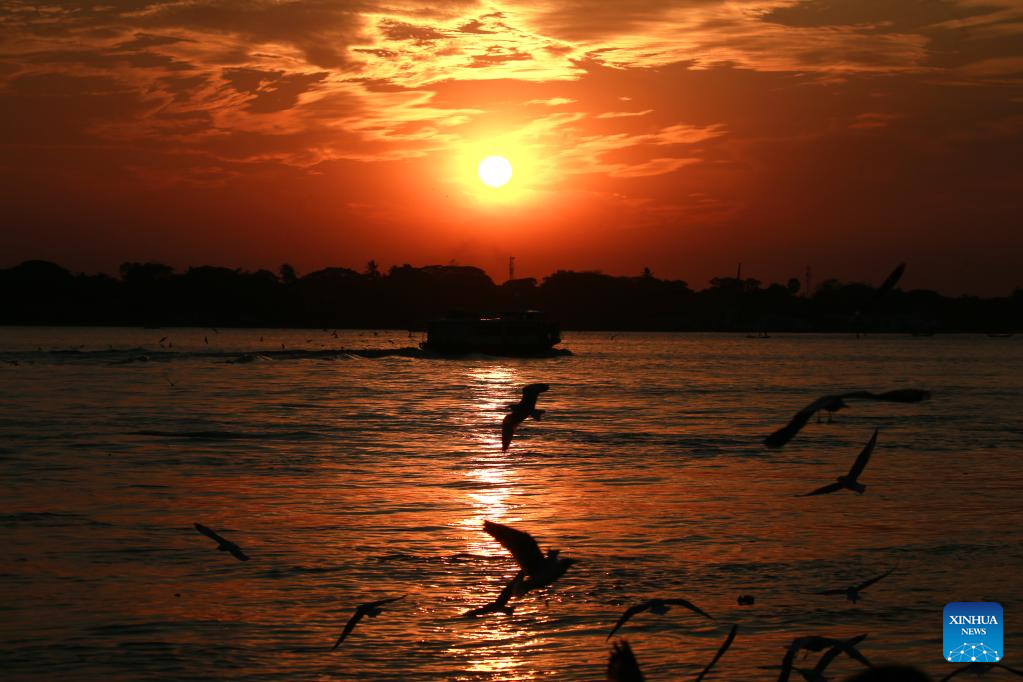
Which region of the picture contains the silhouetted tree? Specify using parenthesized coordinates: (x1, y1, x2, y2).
(0, 260, 1017, 332)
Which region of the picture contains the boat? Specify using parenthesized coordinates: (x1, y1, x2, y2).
(420, 311, 563, 356)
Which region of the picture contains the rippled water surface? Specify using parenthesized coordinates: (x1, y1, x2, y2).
(1, 328, 1021, 680)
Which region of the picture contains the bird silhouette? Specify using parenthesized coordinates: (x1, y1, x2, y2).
(193, 522, 249, 561)
(463, 571, 524, 617)
(765, 390, 929, 448)
(696, 624, 738, 681)
(776, 635, 872, 682)
(760, 634, 869, 681)
(606, 598, 713, 640)
(818, 569, 894, 603)
(862, 263, 906, 312)
(502, 383, 549, 451)
(940, 662, 1023, 680)
(800, 429, 879, 496)
(607, 640, 644, 682)
(332, 595, 406, 650)
(483, 520, 576, 594)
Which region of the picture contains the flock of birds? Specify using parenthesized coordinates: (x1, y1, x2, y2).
(133, 263, 1010, 679)
(187, 375, 1017, 680)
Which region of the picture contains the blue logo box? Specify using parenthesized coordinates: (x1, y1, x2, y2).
(944, 602, 1003, 663)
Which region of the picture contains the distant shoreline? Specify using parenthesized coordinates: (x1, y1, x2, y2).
(2, 260, 1019, 334)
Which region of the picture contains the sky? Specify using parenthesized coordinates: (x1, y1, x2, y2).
(1, 1, 1021, 295)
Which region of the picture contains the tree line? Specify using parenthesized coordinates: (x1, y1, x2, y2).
(0, 259, 1019, 333)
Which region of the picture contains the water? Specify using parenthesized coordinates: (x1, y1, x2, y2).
(1, 328, 1021, 680)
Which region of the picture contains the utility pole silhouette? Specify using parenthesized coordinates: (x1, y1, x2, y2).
(508, 256, 515, 282)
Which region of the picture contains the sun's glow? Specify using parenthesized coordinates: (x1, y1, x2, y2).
(478, 156, 513, 188)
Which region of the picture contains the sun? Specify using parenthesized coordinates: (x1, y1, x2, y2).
(478, 155, 513, 188)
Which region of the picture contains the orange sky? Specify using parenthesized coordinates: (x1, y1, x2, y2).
(1, 1, 1021, 294)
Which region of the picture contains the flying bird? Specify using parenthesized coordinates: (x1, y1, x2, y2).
(332, 595, 406, 650)
(607, 640, 644, 682)
(800, 429, 879, 496)
(776, 635, 872, 682)
(737, 595, 755, 606)
(940, 662, 1023, 680)
(818, 568, 894, 603)
(765, 389, 930, 448)
(463, 571, 524, 617)
(193, 522, 249, 561)
(760, 634, 868, 682)
(696, 624, 738, 681)
(483, 520, 576, 594)
(606, 598, 713, 640)
(862, 263, 906, 312)
(502, 383, 549, 451)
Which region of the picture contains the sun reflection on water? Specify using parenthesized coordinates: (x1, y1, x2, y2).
(448, 365, 542, 676)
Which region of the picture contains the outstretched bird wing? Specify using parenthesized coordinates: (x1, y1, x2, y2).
(365, 594, 406, 609)
(847, 429, 878, 480)
(862, 263, 905, 311)
(874, 388, 930, 403)
(816, 587, 849, 595)
(494, 571, 525, 608)
(501, 412, 527, 451)
(841, 389, 930, 403)
(854, 568, 894, 592)
(606, 602, 652, 640)
(801, 482, 845, 497)
(765, 396, 835, 449)
(484, 521, 546, 573)
(194, 522, 227, 545)
(607, 640, 645, 682)
(522, 383, 550, 399)
(663, 598, 713, 620)
(227, 545, 250, 561)
(695, 624, 738, 682)
(332, 610, 365, 650)
(812, 634, 868, 676)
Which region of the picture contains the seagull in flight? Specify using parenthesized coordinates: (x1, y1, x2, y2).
(463, 571, 524, 617)
(818, 569, 894, 604)
(940, 662, 1023, 680)
(483, 520, 576, 594)
(606, 598, 713, 640)
(607, 640, 645, 682)
(776, 635, 872, 682)
(193, 522, 249, 561)
(761, 634, 868, 681)
(765, 389, 929, 448)
(696, 624, 738, 681)
(800, 429, 879, 496)
(502, 383, 549, 451)
(862, 263, 905, 312)
(332, 595, 406, 650)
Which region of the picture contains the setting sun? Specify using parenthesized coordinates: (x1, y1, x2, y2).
(478, 156, 513, 188)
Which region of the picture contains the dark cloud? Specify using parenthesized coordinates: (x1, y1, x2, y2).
(222, 67, 327, 113)
(469, 47, 533, 67)
(378, 19, 446, 42)
(759, 0, 994, 30)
